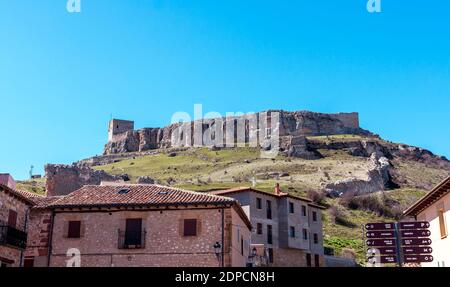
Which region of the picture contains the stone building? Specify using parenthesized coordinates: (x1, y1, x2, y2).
(210, 184, 326, 267)
(0, 183, 36, 267)
(404, 176, 450, 267)
(45, 183, 252, 267)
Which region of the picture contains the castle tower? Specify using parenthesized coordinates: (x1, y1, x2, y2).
(108, 119, 134, 142)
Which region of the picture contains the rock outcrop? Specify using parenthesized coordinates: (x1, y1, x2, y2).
(323, 154, 394, 197)
(104, 110, 371, 156)
(45, 164, 124, 196)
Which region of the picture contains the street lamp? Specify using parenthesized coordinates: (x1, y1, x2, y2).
(213, 242, 222, 266)
(252, 247, 257, 257)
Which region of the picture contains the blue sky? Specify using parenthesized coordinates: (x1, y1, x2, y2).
(0, 0, 449, 180)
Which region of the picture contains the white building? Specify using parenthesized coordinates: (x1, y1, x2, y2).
(404, 176, 450, 267)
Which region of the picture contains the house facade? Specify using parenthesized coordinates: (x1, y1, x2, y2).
(211, 184, 326, 267)
(0, 184, 34, 267)
(404, 176, 450, 267)
(45, 184, 252, 267)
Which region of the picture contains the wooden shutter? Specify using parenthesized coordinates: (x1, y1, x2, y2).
(68, 221, 81, 238)
(8, 210, 17, 228)
(183, 219, 197, 236)
(439, 209, 447, 238)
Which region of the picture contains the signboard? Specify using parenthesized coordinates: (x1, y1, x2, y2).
(402, 238, 432, 246)
(402, 247, 432, 255)
(401, 230, 431, 238)
(365, 221, 432, 266)
(367, 247, 397, 255)
(366, 231, 395, 238)
(366, 239, 396, 247)
(399, 221, 430, 229)
(365, 223, 395, 230)
(403, 255, 434, 263)
(368, 255, 397, 264)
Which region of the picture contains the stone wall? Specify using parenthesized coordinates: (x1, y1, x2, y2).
(0, 186, 31, 267)
(45, 164, 123, 196)
(24, 208, 53, 267)
(104, 110, 367, 155)
(49, 207, 250, 267)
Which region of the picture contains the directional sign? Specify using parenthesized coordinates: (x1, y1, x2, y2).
(366, 231, 395, 238)
(367, 247, 397, 255)
(365, 223, 395, 230)
(402, 238, 432, 246)
(399, 221, 430, 230)
(402, 247, 433, 255)
(366, 239, 396, 247)
(401, 230, 431, 238)
(403, 255, 433, 263)
(368, 255, 397, 264)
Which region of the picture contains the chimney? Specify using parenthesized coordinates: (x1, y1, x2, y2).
(0, 173, 16, 190)
(275, 183, 281, 195)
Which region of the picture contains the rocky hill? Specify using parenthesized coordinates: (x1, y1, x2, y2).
(22, 110, 450, 264)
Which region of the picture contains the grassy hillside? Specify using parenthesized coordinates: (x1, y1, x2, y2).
(16, 177, 46, 196)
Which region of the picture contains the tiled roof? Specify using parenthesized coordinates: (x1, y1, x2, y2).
(48, 184, 237, 209)
(0, 183, 41, 205)
(210, 187, 327, 209)
(404, 176, 450, 216)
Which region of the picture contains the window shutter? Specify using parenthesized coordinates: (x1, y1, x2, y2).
(197, 219, 202, 235)
(8, 210, 17, 228)
(63, 221, 69, 238)
(438, 208, 447, 238)
(183, 219, 197, 236)
(68, 221, 81, 238)
(79, 221, 86, 237)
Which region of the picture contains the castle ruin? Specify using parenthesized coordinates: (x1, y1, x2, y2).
(104, 110, 369, 158)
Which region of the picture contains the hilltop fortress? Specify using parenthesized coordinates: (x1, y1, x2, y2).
(104, 110, 370, 158)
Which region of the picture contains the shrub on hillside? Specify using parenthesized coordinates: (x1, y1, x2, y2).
(307, 189, 326, 205)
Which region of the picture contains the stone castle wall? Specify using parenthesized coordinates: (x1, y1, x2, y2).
(104, 110, 366, 155)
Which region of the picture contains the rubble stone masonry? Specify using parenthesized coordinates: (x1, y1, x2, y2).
(49, 206, 250, 267)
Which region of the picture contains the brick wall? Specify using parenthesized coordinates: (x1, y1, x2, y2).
(49, 207, 250, 267)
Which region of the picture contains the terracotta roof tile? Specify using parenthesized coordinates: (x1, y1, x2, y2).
(48, 184, 237, 208)
(0, 183, 42, 205)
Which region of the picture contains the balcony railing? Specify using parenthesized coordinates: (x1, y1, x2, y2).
(0, 225, 28, 250)
(118, 230, 146, 249)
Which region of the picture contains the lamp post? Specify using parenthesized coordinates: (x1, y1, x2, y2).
(249, 247, 258, 267)
(213, 242, 222, 267)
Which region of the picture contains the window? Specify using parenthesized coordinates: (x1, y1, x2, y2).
(256, 198, 262, 209)
(302, 205, 307, 217)
(67, 221, 81, 238)
(289, 202, 294, 214)
(267, 200, 272, 219)
(314, 254, 320, 267)
(8, 210, 17, 228)
(312, 211, 318, 222)
(303, 229, 308, 240)
(24, 258, 34, 268)
(125, 218, 142, 246)
(438, 208, 447, 239)
(306, 253, 312, 267)
(183, 219, 198, 236)
(314, 233, 319, 244)
(267, 225, 273, 244)
(289, 226, 296, 238)
(241, 237, 244, 256)
(257, 223, 263, 235)
(268, 248, 274, 263)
